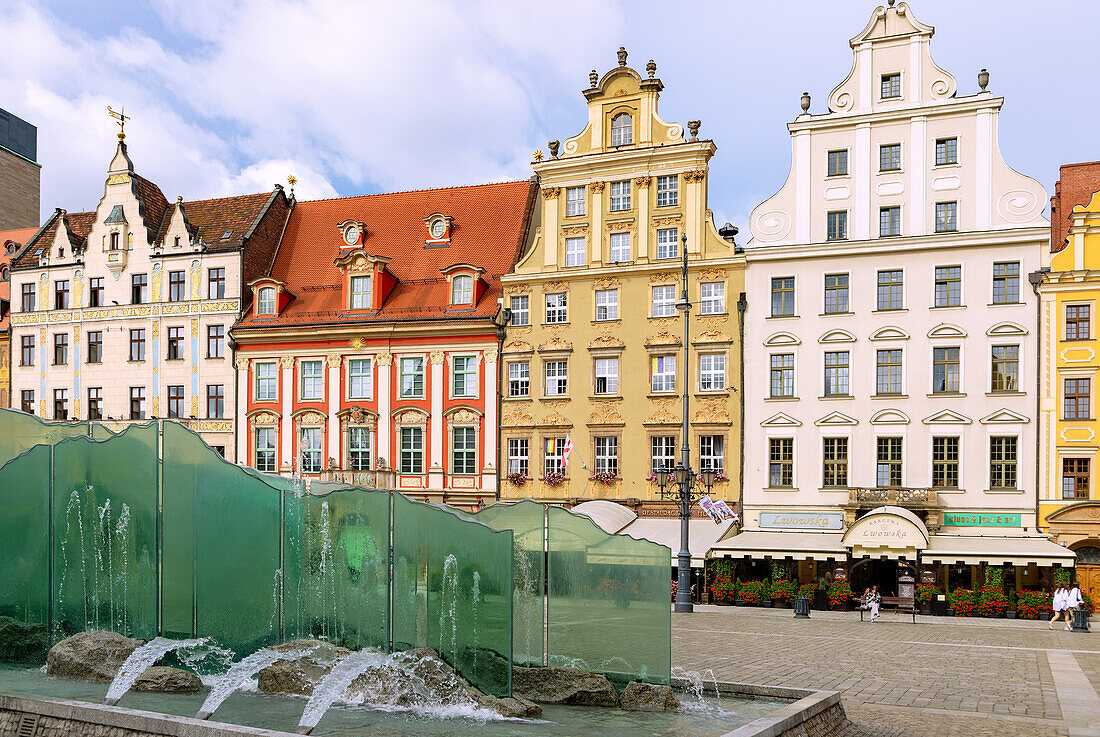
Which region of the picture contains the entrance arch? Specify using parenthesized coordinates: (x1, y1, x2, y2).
(1069, 539, 1100, 604)
(844, 507, 928, 596)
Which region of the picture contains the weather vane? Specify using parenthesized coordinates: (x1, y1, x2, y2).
(287, 175, 297, 197)
(107, 106, 130, 140)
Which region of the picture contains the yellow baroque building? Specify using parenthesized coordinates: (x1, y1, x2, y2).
(1038, 189, 1100, 599)
(499, 48, 745, 517)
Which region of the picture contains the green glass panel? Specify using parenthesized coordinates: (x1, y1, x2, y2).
(0, 444, 50, 662)
(0, 408, 90, 466)
(51, 424, 158, 641)
(547, 506, 671, 685)
(392, 494, 512, 697)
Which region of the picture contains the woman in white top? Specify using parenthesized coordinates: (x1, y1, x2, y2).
(1064, 582, 1084, 631)
(1049, 585, 1066, 629)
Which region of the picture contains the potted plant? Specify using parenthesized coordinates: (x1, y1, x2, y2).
(948, 588, 977, 617)
(1016, 589, 1048, 620)
(1005, 588, 1017, 619)
(740, 580, 768, 606)
(506, 471, 528, 486)
(977, 584, 1008, 618)
(827, 580, 852, 611)
(733, 577, 744, 606)
(712, 571, 736, 605)
(771, 579, 796, 608)
(543, 471, 566, 486)
(915, 583, 941, 616)
(589, 470, 617, 485)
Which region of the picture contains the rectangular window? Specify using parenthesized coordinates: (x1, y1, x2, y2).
(544, 437, 565, 476)
(166, 326, 183, 360)
(650, 435, 675, 473)
(991, 345, 1019, 392)
(700, 282, 725, 315)
(565, 186, 586, 217)
(609, 180, 631, 211)
(594, 436, 618, 476)
(876, 437, 903, 487)
(595, 289, 618, 320)
(823, 437, 848, 487)
(877, 269, 903, 309)
(54, 280, 69, 309)
(348, 358, 372, 399)
(699, 353, 726, 391)
(129, 329, 145, 361)
(989, 436, 1017, 490)
(824, 351, 850, 396)
(1062, 458, 1089, 500)
(656, 227, 678, 259)
(609, 232, 630, 262)
(881, 73, 901, 99)
(509, 295, 530, 326)
(167, 385, 184, 419)
(131, 273, 148, 304)
(769, 438, 794, 487)
(935, 202, 957, 233)
(932, 436, 960, 488)
(207, 325, 224, 358)
(700, 435, 724, 473)
(507, 438, 529, 476)
(652, 284, 676, 317)
(53, 389, 68, 421)
(935, 137, 958, 165)
(400, 427, 424, 474)
(89, 277, 104, 307)
(1064, 378, 1091, 420)
(20, 335, 34, 366)
(827, 149, 849, 177)
(301, 359, 324, 401)
(452, 356, 477, 397)
(545, 293, 567, 323)
(129, 387, 146, 420)
(349, 426, 371, 473)
(770, 277, 794, 316)
(53, 333, 68, 365)
(400, 357, 424, 398)
(934, 266, 961, 307)
(452, 427, 477, 474)
(879, 206, 901, 236)
(21, 283, 35, 312)
(933, 347, 960, 393)
(255, 428, 276, 473)
(208, 268, 225, 299)
(594, 357, 619, 395)
(350, 276, 372, 309)
(206, 384, 225, 419)
(20, 390, 34, 414)
(508, 362, 530, 397)
(256, 362, 277, 401)
(565, 237, 585, 267)
(656, 175, 678, 207)
(770, 353, 794, 398)
(1066, 304, 1091, 340)
(827, 211, 847, 241)
(87, 387, 103, 421)
(86, 331, 102, 364)
(824, 274, 849, 314)
(880, 143, 901, 171)
(992, 261, 1020, 304)
(876, 349, 903, 395)
(651, 355, 676, 393)
(300, 427, 323, 474)
(544, 360, 568, 396)
(168, 270, 186, 302)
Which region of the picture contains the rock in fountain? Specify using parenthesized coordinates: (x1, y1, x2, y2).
(47, 630, 143, 681)
(296, 648, 393, 734)
(258, 639, 351, 696)
(512, 665, 619, 707)
(104, 636, 207, 705)
(619, 681, 680, 712)
(197, 644, 322, 720)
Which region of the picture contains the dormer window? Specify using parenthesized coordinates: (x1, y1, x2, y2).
(452, 275, 473, 305)
(258, 287, 276, 315)
(350, 275, 372, 310)
(611, 112, 633, 146)
(430, 220, 446, 239)
(880, 73, 901, 99)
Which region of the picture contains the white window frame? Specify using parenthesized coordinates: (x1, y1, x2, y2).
(508, 361, 530, 397)
(609, 232, 630, 263)
(348, 358, 373, 400)
(609, 180, 631, 211)
(508, 437, 529, 476)
(651, 435, 676, 473)
(545, 293, 567, 324)
(300, 360, 324, 401)
(651, 355, 676, 393)
(258, 287, 276, 315)
(400, 357, 425, 398)
(565, 186, 586, 217)
(350, 276, 372, 309)
(699, 435, 724, 473)
(655, 175, 678, 207)
(594, 436, 618, 476)
(699, 353, 726, 392)
(348, 427, 372, 471)
(656, 227, 678, 259)
(544, 360, 568, 396)
(509, 295, 530, 326)
(595, 289, 619, 320)
(256, 361, 277, 401)
(610, 113, 632, 146)
(652, 285, 676, 317)
(594, 357, 619, 395)
(565, 237, 586, 267)
(700, 282, 725, 315)
(451, 275, 473, 305)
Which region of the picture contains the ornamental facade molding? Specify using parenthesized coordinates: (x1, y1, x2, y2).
(590, 181, 606, 193)
(336, 405, 378, 426)
(649, 272, 678, 285)
(588, 335, 626, 349)
(634, 176, 651, 188)
(292, 409, 326, 426)
(376, 352, 394, 367)
(540, 411, 573, 427)
(235, 357, 250, 370)
(693, 398, 731, 425)
(506, 284, 531, 295)
(699, 268, 728, 281)
(538, 336, 574, 352)
(280, 356, 295, 369)
(501, 409, 534, 428)
(683, 169, 707, 183)
(644, 330, 682, 347)
(542, 281, 569, 293)
(588, 404, 625, 426)
(326, 354, 342, 368)
(542, 187, 561, 200)
(592, 276, 621, 290)
(429, 350, 446, 365)
(503, 340, 534, 354)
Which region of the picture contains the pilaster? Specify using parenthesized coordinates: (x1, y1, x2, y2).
(429, 350, 445, 488)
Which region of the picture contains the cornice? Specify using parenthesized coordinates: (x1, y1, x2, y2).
(533, 141, 716, 182)
(789, 94, 1003, 134)
(231, 319, 498, 344)
(744, 227, 1048, 263)
(500, 255, 746, 284)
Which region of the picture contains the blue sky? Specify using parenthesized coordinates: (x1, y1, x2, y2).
(2, 1, 1096, 235)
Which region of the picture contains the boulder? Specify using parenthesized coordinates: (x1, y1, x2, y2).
(132, 665, 202, 693)
(619, 681, 679, 712)
(471, 693, 542, 718)
(257, 640, 350, 696)
(0, 616, 48, 663)
(46, 631, 143, 681)
(512, 666, 619, 707)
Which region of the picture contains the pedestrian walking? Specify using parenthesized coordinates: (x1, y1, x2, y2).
(1049, 584, 1066, 629)
(1065, 581, 1084, 631)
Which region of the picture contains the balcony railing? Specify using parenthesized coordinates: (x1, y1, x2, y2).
(846, 487, 938, 507)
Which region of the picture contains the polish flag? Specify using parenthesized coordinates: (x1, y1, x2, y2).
(563, 435, 574, 467)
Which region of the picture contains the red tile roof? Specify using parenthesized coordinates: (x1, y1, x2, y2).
(0, 227, 37, 328)
(235, 179, 537, 331)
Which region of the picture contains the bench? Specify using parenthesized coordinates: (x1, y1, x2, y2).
(860, 596, 917, 623)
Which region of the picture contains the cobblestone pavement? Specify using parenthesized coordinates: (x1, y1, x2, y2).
(672, 606, 1100, 737)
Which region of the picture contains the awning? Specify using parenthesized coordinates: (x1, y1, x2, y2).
(709, 531, 846, 561)
(570, 499, 637, 534)
(923, 535, 1077, 567)
(617, 518, 737, 567)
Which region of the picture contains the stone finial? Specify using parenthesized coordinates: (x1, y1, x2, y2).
(176, 195, 183, 202)
(978, 68, 989, 92)
(800, 91, 811, 113)
(646, 59, 657, 78)
(687, 120, 701, 141)
(887, 0, 896, 6)
(617, 46, 627, 66)
(589, 69, 599, 88)
(548, 140, 560, 158)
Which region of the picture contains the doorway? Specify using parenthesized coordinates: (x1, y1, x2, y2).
(850, 558, 916, 597)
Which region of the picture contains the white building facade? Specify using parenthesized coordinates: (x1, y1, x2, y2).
(718, 3, 1072, 586)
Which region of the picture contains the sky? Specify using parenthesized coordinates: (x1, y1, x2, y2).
(1, 0, 1097, 237)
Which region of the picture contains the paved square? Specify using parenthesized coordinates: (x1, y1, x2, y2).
(672, 606, 1100, 737)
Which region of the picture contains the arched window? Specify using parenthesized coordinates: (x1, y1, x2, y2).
(611, 112, 633, 146)
(258, 287, 276, 315)
(0, 266, 8, 281)
(452, 275, 473, 305)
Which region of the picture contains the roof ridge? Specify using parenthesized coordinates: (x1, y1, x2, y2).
(297, 179, 529, 204)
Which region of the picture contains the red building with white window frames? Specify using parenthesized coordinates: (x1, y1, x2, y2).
(231, 180, 537, 510)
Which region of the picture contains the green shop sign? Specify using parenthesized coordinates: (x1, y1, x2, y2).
(943, 512, 1021, 527)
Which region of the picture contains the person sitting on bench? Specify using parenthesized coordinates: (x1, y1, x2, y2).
(868, 585, 881, 622)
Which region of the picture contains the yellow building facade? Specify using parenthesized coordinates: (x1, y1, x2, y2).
(498, 48, 745, 517)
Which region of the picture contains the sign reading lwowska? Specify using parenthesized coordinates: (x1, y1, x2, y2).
(759, 512, 844, 530)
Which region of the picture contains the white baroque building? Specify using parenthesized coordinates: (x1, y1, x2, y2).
(718, 3, 1072, 588)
